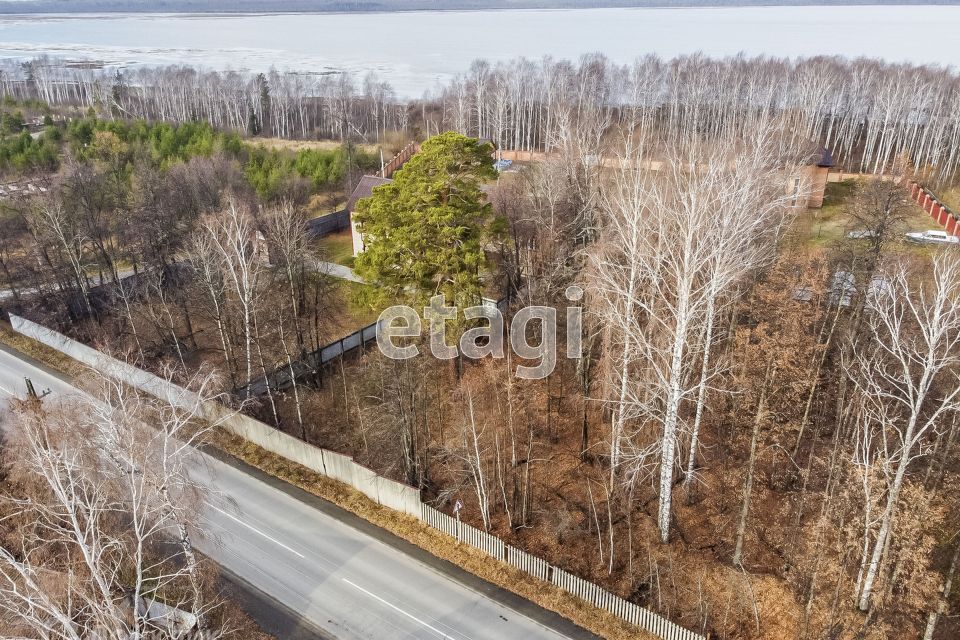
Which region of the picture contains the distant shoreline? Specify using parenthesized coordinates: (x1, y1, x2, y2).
(2, 2, 956, 99)
(0, 1, 953, 16)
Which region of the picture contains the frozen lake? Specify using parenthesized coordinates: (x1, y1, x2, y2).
(1, 6, 959, 96)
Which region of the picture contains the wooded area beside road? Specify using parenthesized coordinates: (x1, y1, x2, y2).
(1, 49, 960, 639)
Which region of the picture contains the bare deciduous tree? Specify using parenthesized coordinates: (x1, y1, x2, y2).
(849, 251, 960, 611)
(0, 366, 233, 639)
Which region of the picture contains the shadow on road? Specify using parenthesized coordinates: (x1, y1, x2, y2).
(220, 566, 336, 640)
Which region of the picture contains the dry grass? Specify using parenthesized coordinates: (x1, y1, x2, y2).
(252, 138, 378, 154)
(936, 186, 960, 212)
(305, 192, 346, 219)
(323, 278, 381, 337)
(0, 321, 655, 640)
(314, 229, 356, 267)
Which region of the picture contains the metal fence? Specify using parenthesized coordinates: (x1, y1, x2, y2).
(507, 545, 550, 582)
(421, 503, 459, 537)
(11, 314, 704, 640)
(306, 209, 350, 238)
(239, 318, 381, 396)
(315, 320, 379, 366)
(459, 518, 506, 559)
(246, 297, 506, 397)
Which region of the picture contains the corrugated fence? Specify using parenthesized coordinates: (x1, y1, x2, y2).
(246, 298, 505, 397)
(305, 209, 350, 238)
(239, 318, 382, 396)
(9, 314, 705, 640)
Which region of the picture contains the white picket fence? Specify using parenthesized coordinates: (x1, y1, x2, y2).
(507, 545, 550, 581)
(10, 314, 705, 640)
(421, 506, 705, 640)
(421, 501, 459, 537)
(420, 505, 507, 559)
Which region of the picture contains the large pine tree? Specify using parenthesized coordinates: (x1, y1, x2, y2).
(353, 132, 500, 308)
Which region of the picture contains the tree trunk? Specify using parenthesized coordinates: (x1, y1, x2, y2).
(685, 292, 716, 499)
(923, 538, 959, 640)
(658, 292, 692, 544)
(733, 358, 775, 566)
(857, 456, 909, 611)
(794, 301, 842, 455)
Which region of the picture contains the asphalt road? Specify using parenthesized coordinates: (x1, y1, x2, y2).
(0, 346, 593, 640)
(0, 265, 141, 302)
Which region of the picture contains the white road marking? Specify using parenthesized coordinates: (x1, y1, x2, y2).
(206, 502, 305, 559)
(207, 531, 423, 640)
(342, 577, 463, 640)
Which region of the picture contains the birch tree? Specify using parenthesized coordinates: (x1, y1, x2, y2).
(683, 125, 804, 490)
(202, 201, 264, 396)
(849, 251, 960, 611)
(592, 133, 800, 543)
(0, 366, 233, 639)
(28, 194, 94, 317)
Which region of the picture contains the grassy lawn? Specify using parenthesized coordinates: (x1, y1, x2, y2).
(795, 179, 858, 248)
(792, 179, 939, 253)
(315, 229, 356, 267)
(322, 278, 381, 341)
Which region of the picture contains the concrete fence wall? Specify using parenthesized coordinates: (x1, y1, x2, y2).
(8, 314, 421, 518)
(826, 171, 899, 183)
(11, 314, 704, 640)
(498, 149, 547, 163)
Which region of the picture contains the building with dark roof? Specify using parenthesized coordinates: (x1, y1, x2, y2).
(784, 143, 835, 209)
(348, 175, 392, 255)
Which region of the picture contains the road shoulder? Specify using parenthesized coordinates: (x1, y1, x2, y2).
(200, 442, 602, 640)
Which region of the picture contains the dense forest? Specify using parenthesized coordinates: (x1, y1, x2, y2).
(1, 50, 960, 640)
(0, 104, 379, 193)
(8, 53, 960, 184)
